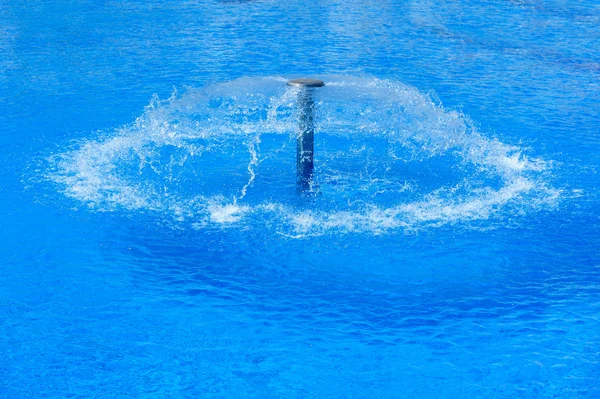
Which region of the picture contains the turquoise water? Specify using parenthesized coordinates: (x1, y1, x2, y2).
(1, 1, 599, 397)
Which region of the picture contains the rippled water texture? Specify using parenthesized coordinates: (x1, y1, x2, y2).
(1, 0, 599, 398)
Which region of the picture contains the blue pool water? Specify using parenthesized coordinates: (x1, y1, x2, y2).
(1, 1, 599, 397)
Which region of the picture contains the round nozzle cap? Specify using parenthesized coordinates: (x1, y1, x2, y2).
(287, 78, 325, 88)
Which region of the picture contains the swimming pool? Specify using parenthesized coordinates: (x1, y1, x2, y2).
(1, 0, 599, 397)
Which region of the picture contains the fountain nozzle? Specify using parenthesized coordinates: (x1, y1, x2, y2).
(287, 78, 325, 192)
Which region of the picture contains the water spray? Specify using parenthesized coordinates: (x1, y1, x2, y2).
(287, 78, 325, 192)
(50, 76, 555, 233)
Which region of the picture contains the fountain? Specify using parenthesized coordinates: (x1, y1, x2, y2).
(48, 76, 558, 235)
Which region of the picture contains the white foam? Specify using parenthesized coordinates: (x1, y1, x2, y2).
(47, 76, 560, 235)
(208, 202, 249, 224)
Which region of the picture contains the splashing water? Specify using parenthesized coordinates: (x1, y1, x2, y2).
(47, 76, 559, 235)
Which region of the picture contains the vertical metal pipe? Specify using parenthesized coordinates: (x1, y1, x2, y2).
(296, 88, 315, 191)
(287, 78, 325, 191)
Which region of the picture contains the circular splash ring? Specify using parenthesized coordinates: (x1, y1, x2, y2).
(49, 76, 558, 235)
